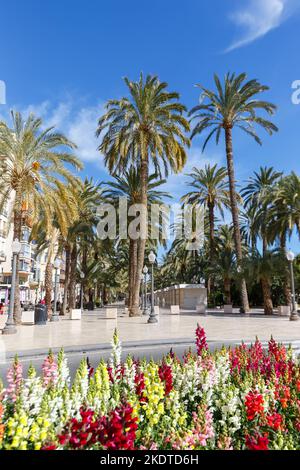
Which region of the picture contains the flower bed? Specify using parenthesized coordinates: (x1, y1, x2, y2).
(0, 326, 300, 450)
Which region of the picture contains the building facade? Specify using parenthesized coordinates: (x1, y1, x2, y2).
(0, 195, 64, 307)
(154, 284, 207, 310)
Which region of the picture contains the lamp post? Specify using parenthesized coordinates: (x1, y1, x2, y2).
(286, 250, 299, 321)
(51, 259, 60, 322)
(2, 239, 21, 335)
(142, 265, 148, 315)
(147, 251, 157, 324)
(80, 272, 84, 312)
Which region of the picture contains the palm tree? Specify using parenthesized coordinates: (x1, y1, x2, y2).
(214, 225, 236, 305)
(0, 111, 81, 323)
(31, 185, 78, 318)
(181, 163, 230, 301)
(242, 250, 284, 315)
(97, 74, 190, 316)
(103, 167, 170, 310)
(241, 167, 282, 313)
(189, 73, 278, 312)
(242, 166, 282, 253)
(66, 179, 103, 311)
(267, 173, 300, 305)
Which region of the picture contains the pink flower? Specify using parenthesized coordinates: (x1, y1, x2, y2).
(42, 352, 58, 387)
(6, 356, 23, 401)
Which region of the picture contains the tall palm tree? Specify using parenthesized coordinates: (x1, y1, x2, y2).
(66, 179, 103, 311)
(181, 163, 230, 301)
(31, 185, 78, 318)
(0, 111, 81, 323)
(97, 74, 190, 316)
(242, 166, 282, 253)
(241, 167, 282, 313)
(103, 167, 170, 310)
(242, 250, 284, 315)
(189, 73, 278, 312)
(267, 173, 300, 305)
(214, 225, 236, 305)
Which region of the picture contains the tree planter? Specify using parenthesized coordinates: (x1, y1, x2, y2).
(170, 305, 180, 315)
(224, 304, 233, 314)
(70, 309, 82, 320)
(104, 308, 117, 319)
(21, 310, 35, 325)
(196, 303, 206, 314)
(278, 305, 290, 317)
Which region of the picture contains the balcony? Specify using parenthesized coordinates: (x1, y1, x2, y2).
(0, 209, 8, 218)
(0, 251, 6, 262)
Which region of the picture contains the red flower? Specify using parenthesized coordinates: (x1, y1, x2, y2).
(57, 404, 138, 450)
(245, 391, 264, 421)
(41, 444, 57, 450)
(266, 412, 283, 431)
(135, 371, 146, 399)
(195, 324, 208, 355)
(158, 363, 173, 396)
(246, 433, 269, 451)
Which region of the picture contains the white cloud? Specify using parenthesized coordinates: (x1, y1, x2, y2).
(226, 0, 299, 52)
(4, 99, 104, 165)
(66, 105, 104, 163)
(160, 147, 224, 199)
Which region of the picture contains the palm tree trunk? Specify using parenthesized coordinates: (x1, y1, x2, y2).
(45, 261, 53, 319)
(280, 233, 291, 305)
(224, 276, 231, 305)
(130, 158, 148, 316)
(68, 244, 77, 310)
(12, 209, 22, 324)
(224, 126, 250, 313)
(61, 244, 71, 315)
(261, 278, 273, 315)
(128, 239, 138, 308)
(207, 202, 215, 305)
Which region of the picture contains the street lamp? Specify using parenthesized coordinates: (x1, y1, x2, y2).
(286, 250, 299, 321)
(2, 239, 21, 335)
(147, 251, 157, 324)
(51, 258, 60, 322)
(142, 265, 148, 315)
(80, 272, 84, 312)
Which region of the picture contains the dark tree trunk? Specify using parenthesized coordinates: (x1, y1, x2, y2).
(130, 158, 148, 316)
(224, 276, 231, 305)
(61, 244, 71, 315)
(224, 126, 250, 313)
(280, 233, 291, 305)
(128, 239, 138, 309)
(13, 209, 22, 324)
(45, 261, 53, 319)
(68, 244, 77, 310)
(261, 277, 273, 315)
(207, 202, 215, 305)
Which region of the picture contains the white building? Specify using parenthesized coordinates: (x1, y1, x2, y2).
(0, 196, 54, 306)
(154, 284, 207, 310)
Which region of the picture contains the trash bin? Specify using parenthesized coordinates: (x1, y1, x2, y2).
(34, 303, 47, 325)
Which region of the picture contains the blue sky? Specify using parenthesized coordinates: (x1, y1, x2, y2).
(1, 0, 300, 250)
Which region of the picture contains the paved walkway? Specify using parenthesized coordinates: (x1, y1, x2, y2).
(1, 307, 300, 361)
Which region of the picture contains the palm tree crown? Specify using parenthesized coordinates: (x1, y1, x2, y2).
(97, 74, 190, 175)
(189, 72, 278, 148)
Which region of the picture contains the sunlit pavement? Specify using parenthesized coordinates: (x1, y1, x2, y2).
(1, 306, 300, 381)
(0, 305, 299, 359)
